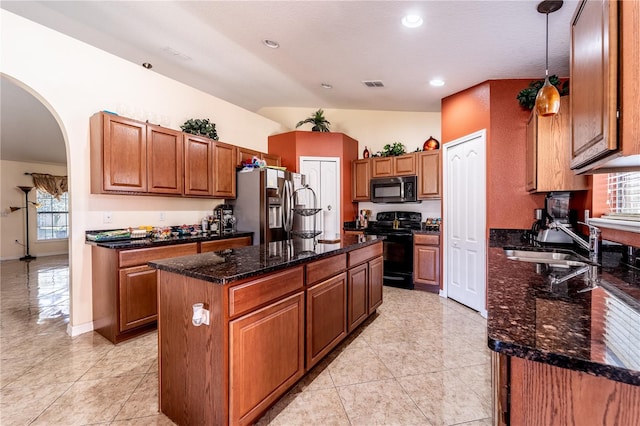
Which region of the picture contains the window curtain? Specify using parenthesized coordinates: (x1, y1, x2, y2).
(30, 173, 68, 200)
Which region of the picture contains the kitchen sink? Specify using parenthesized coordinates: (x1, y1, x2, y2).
(503, 247, 592, 268)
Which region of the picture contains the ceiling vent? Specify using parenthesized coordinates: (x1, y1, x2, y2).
(362, 80, 385, 88)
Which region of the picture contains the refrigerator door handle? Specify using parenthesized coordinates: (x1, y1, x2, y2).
(282, 180, 292, 233)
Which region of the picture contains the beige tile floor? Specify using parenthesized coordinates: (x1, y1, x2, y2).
(1, 254, 492, 426)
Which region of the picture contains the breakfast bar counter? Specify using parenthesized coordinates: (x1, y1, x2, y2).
(148, 235, 384, 426)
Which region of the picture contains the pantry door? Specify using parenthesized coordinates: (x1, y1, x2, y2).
(299, 157, 340, 240)
(443, 130, 487, 316)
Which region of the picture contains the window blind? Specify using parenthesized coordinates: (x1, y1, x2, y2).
(604, 293, 640, 371)
(606, 172, 640, 221)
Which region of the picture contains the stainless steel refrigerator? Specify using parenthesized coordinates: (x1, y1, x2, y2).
(229, 168, 306, 245)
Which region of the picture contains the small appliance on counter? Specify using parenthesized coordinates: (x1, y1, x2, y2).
(214, 204, 235, 234)
(533, 192, 575, 244)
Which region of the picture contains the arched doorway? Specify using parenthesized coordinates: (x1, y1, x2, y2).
(1, 74, 72, 329)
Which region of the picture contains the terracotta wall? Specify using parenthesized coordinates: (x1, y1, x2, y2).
(442, 79, 592, 230)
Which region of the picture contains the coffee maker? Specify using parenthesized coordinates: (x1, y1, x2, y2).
(535, 192, 575, 244)
(214, 204, 235, 234)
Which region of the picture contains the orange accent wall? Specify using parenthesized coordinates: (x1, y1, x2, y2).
(268, 131, 358, 224)
(442, 79, 592, 230)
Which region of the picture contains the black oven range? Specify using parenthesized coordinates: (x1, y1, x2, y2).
(364, 211, 424, 289)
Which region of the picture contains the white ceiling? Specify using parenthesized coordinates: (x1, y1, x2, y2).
(0, 0, 580, 165)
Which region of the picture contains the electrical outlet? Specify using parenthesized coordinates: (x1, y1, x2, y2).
(103, 211, 113, 224)
(159, 212, 166, 221)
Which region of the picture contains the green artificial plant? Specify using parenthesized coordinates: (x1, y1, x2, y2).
(180, 118, 219, 140)
(295, 109, 331, 132)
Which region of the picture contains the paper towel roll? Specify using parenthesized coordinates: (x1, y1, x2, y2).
(323, 210, 337, 240)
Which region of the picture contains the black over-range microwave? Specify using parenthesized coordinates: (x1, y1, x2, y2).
(370, 176, 420, 203)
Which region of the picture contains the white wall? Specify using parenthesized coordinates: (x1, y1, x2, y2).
(1, 160, 69, 259)
(1, 10, 284, 335)
(258, 107, 441, 158)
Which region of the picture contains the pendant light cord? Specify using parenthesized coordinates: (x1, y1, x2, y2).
(545, 11, 550, 78)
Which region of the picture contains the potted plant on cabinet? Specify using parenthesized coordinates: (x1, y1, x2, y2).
(180, 118, 219, 140)
(295, 109, 331, 132)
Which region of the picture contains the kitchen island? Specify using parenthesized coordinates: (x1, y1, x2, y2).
(148, 235, 383, 426)
(487, 231, 640, 425)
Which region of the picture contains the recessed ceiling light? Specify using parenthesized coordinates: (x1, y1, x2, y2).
(142, 62, 153, 69)
(429, 79, 445, 87)
(262, 39, 280, 49)
(321, 83, 333, 89)
(402, 14, 423, 28)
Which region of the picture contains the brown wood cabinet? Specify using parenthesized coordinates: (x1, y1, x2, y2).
(230, 292, 305, 426)
(526, 97, 589, 192)
(372, 153, 416, 177)
(368, 256, 383, 312)
(306, 273, 348, 368)
(347, 263, 368, 332)
(570, 0, 640, 172)
(236, 147, 281, 168)
(352, 158, 371, 201)
(417, 150, 441, 199)
(183, 133, 214, 196)
(92, 243, 198, 343)
(213, 141, 237, 198)
(147, 124, 183, 195)
(90, 112, 148, 193)
(262, 152, 281, 167)
(493, 353, 640, 425)
(413, 233, 440, 290)
(92, 237, 251, 344)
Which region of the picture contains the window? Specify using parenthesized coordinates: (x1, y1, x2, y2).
(606, 172, 640, 221)
(36, 190, 69, 240)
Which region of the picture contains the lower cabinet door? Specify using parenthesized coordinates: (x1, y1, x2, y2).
(347, 264, 368, 332)
(118, 265, 158, 332)
(414, 245, 440, 286)
(306, 273, 348, 368)
(229, 292, 305, 426)
(368, 256, 384, 312)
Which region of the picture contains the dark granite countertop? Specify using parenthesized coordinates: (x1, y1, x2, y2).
(148, 235, 383, 285)
(488, 229, 640, 386)
(85, 231, 254, 249)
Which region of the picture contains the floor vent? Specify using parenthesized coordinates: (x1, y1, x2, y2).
(362, 80, 385, 88)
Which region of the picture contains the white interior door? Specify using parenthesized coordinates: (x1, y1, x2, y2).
(300, 157, 340, 239)
(443, 130, 487, 316)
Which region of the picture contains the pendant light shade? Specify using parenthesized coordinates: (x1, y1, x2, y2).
(535, 0, 563, 117)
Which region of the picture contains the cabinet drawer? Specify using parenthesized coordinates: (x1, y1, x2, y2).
(229, 266, 304, 318)
(348, 243, 383, 268)
(306, 254, 347, 285)
(200, 236, 251, 253)
(119, 243, 198, 268)
(414, 234, 440, 245)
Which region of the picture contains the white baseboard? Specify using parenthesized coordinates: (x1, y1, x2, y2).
(439, 289, 446, 298)
(67, 321, 94, 337)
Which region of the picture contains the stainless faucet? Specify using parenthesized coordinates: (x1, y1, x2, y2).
(546, 221, 601, 288)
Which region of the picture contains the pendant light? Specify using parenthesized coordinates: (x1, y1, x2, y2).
(535, 0, 563, 117)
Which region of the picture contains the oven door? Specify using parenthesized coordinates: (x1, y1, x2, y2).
(379, 232, 415, 289)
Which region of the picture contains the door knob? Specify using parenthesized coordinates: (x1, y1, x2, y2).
(327, 205, 332, 211)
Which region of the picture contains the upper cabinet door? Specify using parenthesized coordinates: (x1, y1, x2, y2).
(262, 152, 281, 167)
(183, 134, 214, 196)
(417, 151, 441, 199)
(394, 153, 416, 176)
(570, 0, 618, 169)
(352, 159, 371, 201)
(372, 157, 394, 177)
(98, 113, 148, 193)
(213, 141, 237, 198)
(236, 146, 262, 167)
(147, 125, 183, 195)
